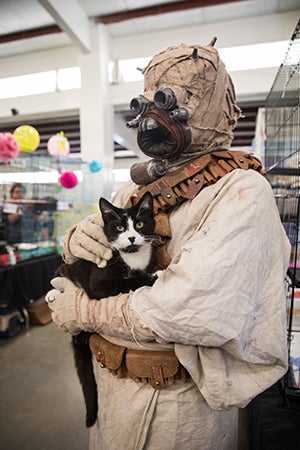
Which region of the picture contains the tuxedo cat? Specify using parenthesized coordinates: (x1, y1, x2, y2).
(56, 192, 157, 427)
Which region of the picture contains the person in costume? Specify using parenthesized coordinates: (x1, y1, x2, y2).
(47, 40, 290, 450)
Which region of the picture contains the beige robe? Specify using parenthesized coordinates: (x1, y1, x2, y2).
(88, 168, 290, 450)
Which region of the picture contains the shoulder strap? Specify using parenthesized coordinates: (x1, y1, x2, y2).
(131, 150, 265, 270)
(131, 150, 265, 214)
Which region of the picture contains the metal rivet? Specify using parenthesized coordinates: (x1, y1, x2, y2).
(99, 363, 105, 368)
(166, 193, 172, 198)
(239, 159, 244, 163)
(155, 381, 160, 386)
(194, 178, 199, 184)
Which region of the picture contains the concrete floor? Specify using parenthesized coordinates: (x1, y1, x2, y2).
(0, 320, 90, 450)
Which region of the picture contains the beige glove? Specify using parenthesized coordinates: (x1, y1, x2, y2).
(46, 277, 155, 342)
(62, 213, 112, 267)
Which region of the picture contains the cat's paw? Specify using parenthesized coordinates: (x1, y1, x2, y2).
(154, 270, 163, 278)
(45, 289, 61, 303)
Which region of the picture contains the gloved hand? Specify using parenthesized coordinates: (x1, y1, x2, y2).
(46, 276, 156, 342)
(63, 213, 113, 268)
(46, 277, 92, 335)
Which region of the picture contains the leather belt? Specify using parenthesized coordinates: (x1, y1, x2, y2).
(89, 333, 189, 389)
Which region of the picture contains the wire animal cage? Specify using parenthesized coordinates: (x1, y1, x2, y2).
(264, 19, 300, 409)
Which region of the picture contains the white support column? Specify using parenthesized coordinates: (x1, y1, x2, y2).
(38, 0, 91, 53)
(79, 24, 114, 200)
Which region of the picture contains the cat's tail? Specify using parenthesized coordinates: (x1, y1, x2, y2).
(71, 332, 98, 428)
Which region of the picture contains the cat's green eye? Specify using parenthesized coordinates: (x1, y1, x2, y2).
(116, 225, 125, 232)
(136, 221, 144, 229)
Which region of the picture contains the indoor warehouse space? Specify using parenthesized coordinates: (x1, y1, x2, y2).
(0, 1, 300, 449)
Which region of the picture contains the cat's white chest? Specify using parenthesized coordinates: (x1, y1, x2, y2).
(120, 244, 152, 271)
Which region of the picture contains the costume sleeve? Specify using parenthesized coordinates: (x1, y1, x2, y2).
(129, 170, 291, 408)
(62, 223, 78, 264)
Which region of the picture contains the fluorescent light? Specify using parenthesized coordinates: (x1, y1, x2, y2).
(219, 41, 289, 72)
(116, 57, 150, 82)
(0, 67, 81, 99)
(57, 67, 81, 91)
(0, 170, 83, 184)
(0, 71, 56, 99)
(115, 41, 290, 82)
(0, 41, 290, 100)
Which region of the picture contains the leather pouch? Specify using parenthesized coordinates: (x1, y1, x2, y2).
(125, 350, 179, 389)
(89, 334, 126, 375)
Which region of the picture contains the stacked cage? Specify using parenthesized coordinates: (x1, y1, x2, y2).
(265, 19, 300, 409)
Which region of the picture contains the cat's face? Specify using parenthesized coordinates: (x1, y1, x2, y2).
(99, 192, 155, 253)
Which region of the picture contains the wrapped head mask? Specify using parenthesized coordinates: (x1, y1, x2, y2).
(129, 39, 241, 183)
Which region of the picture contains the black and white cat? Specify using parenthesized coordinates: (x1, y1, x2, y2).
(56, 191, 157, 427)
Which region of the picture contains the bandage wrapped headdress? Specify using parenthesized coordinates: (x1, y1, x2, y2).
(128, 40, 241, 179)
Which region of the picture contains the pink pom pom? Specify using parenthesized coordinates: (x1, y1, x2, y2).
(0, 132, 20, 164)
(59, 171, 78, 188)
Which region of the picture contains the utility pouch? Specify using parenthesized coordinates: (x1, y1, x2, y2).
(125, 350, 180, 389)
(89, 334, 189, 387)
(89, 333, 127, 377)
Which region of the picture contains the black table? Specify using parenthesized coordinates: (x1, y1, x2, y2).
(0, 253, 62, 309)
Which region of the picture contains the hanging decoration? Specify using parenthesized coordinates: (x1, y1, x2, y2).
(89, 159, 103, 173)
(59, 171, 78, 189)
(47, 131, 72, 188)
(47, 131, 70, 158)
(13, 125, 40, 152)
(0, 132, 20, 164)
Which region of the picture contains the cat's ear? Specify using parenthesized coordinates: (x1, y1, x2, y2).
(137, 191, 153, 214)
(99, 198, 121, 222)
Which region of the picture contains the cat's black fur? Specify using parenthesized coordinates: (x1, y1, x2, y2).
(56, 192, 157, 427)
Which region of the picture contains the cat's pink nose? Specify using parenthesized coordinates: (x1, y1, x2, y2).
(128, 237, 135, 243)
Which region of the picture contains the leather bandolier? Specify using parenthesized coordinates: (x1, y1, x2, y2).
(131, 149, 265, 269)
(132, 150, 264, 214)
(89, 149, 265, 389)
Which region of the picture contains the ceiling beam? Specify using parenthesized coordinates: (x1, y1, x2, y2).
(38, 0, 91, 53)
(0, 25, 61, 45)
(94, 0, 245, 24)
(0, 0, 246, 45)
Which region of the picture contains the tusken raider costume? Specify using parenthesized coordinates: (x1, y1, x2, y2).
(47, 40, 291, 450)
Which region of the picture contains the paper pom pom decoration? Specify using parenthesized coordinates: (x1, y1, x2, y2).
(13, 125, 40, 152)
(59, 171, 78, 189)
(47, 132, 70, 157)
(89, 159, 103, 173)
(0, 132, 20, 163)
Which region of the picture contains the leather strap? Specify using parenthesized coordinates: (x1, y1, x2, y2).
(131, 150, 265, 215)
(131, 150, 265, 270)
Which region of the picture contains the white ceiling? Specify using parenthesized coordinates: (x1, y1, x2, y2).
(0, 0, 299, 58)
